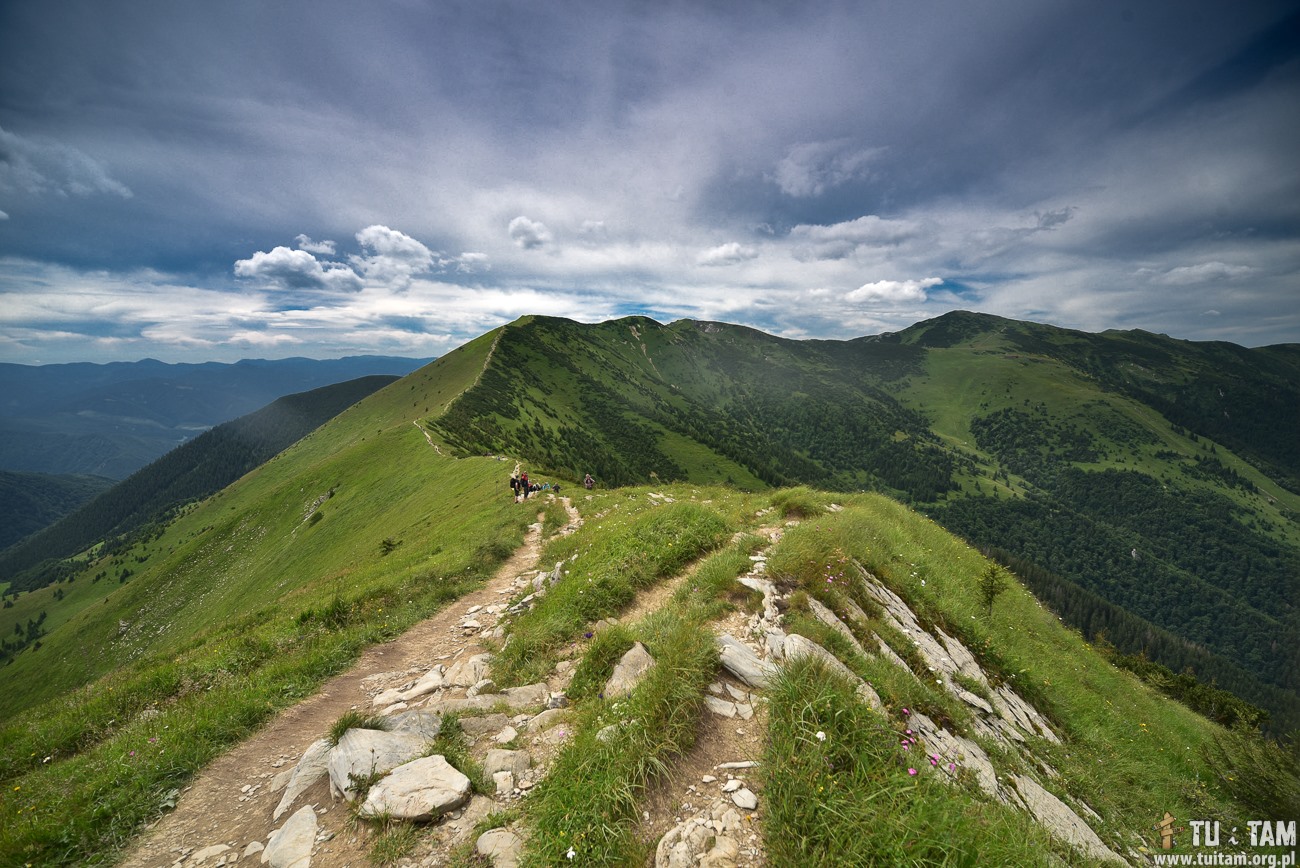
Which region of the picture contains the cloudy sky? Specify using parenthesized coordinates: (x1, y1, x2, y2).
(1, 1, 1297, 363)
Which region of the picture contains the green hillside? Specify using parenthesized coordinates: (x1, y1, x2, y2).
(0, 375, 402, 596)
(0, 314, 1296, 865)
(0, 471, 113, 551)
(424, 314, 1300, 732)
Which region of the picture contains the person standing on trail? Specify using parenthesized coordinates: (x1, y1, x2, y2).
(584, 473, 594, 490)
(510, 471, 520, 502)
(520, 471, 530, 500)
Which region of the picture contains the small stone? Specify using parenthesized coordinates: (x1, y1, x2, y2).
(702, 775, 717, 783)
(189, 844, 230, 863)
(493, 725, 519, 744)
(721, 779, 743, 793)
(730, 788, 758, 810)
(477, 828, 525, 868)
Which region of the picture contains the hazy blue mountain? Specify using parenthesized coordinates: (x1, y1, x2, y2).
(0, 471, 115, 550)
(0, 356, 432, 478)
(0, 375, 401, 587)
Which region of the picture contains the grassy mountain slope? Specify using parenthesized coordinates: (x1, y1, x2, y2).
(426, 314, 1300, 731)
(0, 317, 1295, 865)
(0, 376, 400, 595)
(0, 471, 114, 551)
(0, 332, 511, 717)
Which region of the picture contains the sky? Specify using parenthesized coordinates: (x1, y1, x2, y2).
(1, 1, 1298, 364)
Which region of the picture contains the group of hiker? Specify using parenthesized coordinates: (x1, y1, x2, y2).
(509, 467, 595, 502)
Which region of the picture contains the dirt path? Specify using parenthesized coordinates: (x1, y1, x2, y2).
(119, 508, 555, 868)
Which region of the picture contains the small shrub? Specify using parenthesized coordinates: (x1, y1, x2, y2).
(976, 563, 1008, 618)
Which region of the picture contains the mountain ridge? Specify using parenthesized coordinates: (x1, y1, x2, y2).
(0, 312, 1297, 865)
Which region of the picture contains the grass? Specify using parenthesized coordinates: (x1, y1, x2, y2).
(492, 499, 731, 687)
(425, 716, 492, 795)
(757, 494, 1300, 856)
(763, 655, 1066, 866)
(518, 608, 719, 867)
(485, 510, 761, 866)
(0, 452, 528, 865)
(367, 816, 423, 866)
(329, 710, 390, 746)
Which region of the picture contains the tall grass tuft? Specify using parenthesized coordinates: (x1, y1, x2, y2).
(763, 655, 1061, 866)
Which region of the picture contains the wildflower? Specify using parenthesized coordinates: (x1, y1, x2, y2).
(566, 846, 576, 860)
(815, 731, 826, 742)
(908, 768, 917, 776)
(948, 762, 956, 772)
(902, 708, 910, 715)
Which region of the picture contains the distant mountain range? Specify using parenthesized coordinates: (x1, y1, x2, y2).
(0, 375, 402, 588)
(0, 355, 432, 479)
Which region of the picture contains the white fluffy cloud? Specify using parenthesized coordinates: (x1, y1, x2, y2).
(295, 234, 336, 255)
(698, 242, 759, 266)
(845, 277, 942, 304)
(233, 246, 363, 293)
(350, 225, 436, 287)
(508, 216, 552, 250)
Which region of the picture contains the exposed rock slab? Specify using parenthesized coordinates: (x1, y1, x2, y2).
(716, 634, 777, 689)
(806, 597, 868, 657)
(780, 633, 882, 711)
(477, 828, 525, 868)
(442, 652, 492, 688)
(604, 641, 656, 698)
(483, 748, 531, 780)
(327, 728, 428, 800)
(1012, 774, 1126, 864)
(262, 803, 316, 868)
(273, 738, 331, 821)
(358, 755, 471, 821)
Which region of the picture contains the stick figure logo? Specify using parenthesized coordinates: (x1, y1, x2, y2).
(1156, 812, 1177, 849)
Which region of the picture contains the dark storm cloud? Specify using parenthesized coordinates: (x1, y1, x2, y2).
(0, 0, 1297, 362)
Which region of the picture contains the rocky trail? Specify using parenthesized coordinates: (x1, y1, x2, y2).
(118, 494, 1132, 868)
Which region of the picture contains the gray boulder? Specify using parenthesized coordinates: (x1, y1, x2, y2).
(261, 803, 316, 868)
(604, 642, 656, 698)
(443, 652, 492, 688)
(358, 755, 472, 821)
(715, 634, 777, 689)
(483, 748, 530, 780)
(273, 738, 331, 821)
(477, 828, 525, 868)
(327, 728, 428, 801)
